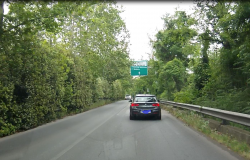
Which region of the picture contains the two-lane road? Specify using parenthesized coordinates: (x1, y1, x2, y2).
(0, 100, 244, 160)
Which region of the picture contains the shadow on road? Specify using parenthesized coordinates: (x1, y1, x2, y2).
(130, 116, 160, 121)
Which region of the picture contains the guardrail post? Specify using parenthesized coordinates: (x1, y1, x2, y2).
(199, 113, 205, 118)
(199, 106, 203, 117)
(172, 103, 176, 108)
(221, 119, 229, 125)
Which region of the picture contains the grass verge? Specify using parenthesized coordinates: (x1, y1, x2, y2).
(59, 99, 116, 118)
(162, 105, 250, 160)
(89, 99, 114, 109)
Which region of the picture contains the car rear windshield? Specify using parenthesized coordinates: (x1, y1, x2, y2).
(134, 96, 157, 102)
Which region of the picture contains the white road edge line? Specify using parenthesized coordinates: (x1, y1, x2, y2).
(50, 105, 127, 160)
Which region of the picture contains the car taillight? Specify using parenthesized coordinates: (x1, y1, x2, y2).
(131, 103, 139, 107)
(152, 103, 160, 107)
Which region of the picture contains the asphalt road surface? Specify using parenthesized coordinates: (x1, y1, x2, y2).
(0, 100, 245, 160)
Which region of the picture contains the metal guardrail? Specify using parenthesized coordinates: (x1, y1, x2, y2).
(161, 100, 250, 127)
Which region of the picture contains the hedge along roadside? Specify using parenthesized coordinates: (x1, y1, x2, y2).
(0, 1, 132, 137)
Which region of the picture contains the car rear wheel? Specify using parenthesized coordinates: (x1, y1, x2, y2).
(157, 112, 161, 120)
(130, 112, 135, 120)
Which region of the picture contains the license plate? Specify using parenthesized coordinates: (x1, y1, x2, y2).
(141, 110, 151, 114)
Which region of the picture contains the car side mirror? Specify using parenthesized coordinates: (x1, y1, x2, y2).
(158, 100, 160, 102)
(129, 99, 132, 102)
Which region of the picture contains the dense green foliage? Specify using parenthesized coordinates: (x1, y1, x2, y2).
(131, 1, 250, 114)
(0, 1, 132, 136)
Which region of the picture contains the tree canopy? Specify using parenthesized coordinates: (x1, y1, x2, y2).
(0, 0, 132, 137)
(131, 1, 250, 115)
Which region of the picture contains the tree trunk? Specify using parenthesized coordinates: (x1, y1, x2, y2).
(0, 0, 4, 39)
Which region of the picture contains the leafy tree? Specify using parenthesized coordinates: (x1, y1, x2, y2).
(0, 1, 131, 137)
(133, 1, 250, 115)
(153, 11, 197, 67)
(158, 58, 186, 100)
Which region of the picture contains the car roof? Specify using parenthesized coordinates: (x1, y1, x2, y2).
(135, 94, 155, 97)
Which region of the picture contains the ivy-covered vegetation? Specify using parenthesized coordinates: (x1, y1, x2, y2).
(0, 1, 132, 136)
(131, 1, 250, 114)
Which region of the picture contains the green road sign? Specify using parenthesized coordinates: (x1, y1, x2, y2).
(130, 60, 148, 76)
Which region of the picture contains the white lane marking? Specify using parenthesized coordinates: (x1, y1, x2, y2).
(116, 105, 129, 115)
(50, 105, 127, 160)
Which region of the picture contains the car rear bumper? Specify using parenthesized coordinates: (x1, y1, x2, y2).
(131, 109, 160, 116)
